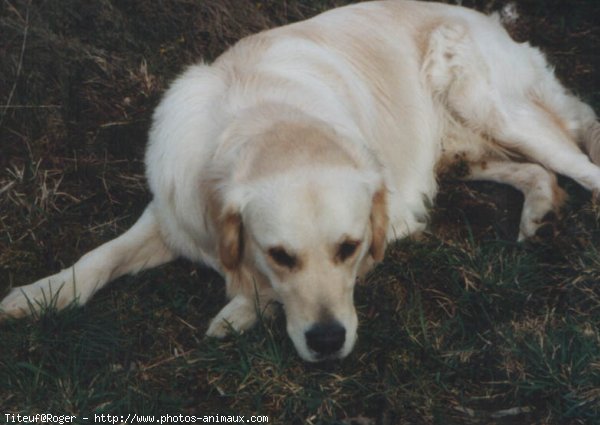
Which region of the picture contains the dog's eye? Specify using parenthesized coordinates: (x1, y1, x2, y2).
(337, 240, 360, 262)
(268, 247, 297, 269)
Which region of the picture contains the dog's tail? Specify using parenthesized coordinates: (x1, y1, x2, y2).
(567, 95, 600, 166)
(582, 120, 600, 166)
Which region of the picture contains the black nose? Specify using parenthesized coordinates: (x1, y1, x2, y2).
(305, 322, 346, 357)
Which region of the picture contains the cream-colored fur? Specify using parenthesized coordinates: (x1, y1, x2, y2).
(2, 1, 599, 362)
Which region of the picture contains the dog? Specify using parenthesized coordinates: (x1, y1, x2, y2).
(1, 0, 599, 362)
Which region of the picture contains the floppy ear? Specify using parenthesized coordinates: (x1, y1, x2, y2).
(218, 208, 244, 271)
(369, 186, 389, 262)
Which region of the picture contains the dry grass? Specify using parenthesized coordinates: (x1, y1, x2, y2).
(1, 1, 599, 424)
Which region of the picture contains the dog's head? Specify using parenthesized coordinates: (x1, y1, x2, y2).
(213, 108, 388, 362)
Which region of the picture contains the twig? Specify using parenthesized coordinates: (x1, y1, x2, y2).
(0, 181, 16, 196)
(141, 349, 194, 371)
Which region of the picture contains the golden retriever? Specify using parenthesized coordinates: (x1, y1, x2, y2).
(2, 0, 599, 362)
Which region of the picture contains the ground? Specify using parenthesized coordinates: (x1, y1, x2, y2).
(0, 1, 599, 424)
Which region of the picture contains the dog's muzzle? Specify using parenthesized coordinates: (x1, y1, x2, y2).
(305, 321, 346, 359)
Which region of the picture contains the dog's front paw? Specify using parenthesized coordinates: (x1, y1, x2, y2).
(0, 288, 29, 319)
(0, 284, 53, 319)
(0, 272, 76, 320)
(206, 295, 258, 338)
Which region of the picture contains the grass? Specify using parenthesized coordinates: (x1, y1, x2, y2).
(1, 0, 599, 424)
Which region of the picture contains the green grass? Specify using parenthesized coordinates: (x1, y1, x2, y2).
(1, 199, 599, 424)
(1, 0, 600, 424)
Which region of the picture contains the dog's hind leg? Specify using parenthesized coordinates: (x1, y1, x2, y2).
(498, 71, 600, 196)
(425, 21, 600, 196)
(463, 76, 600, 196)
(523, 66, 600, 168)
(488, 99, 600, 198)
(0, 203, 175, 319)
(464, 161, 567, 240)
